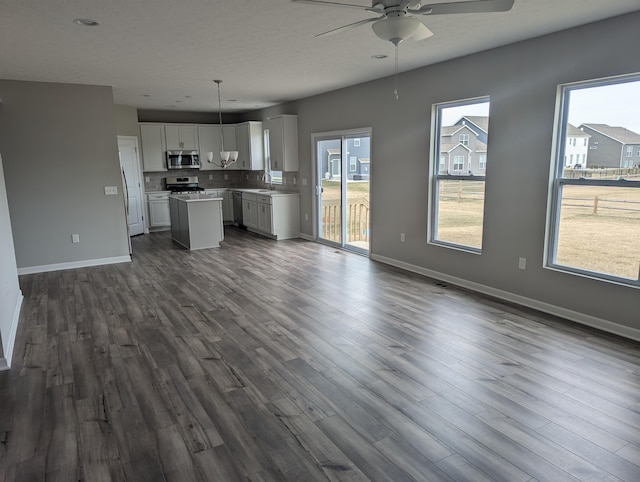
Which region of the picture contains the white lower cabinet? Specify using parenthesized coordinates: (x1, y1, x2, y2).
(204, 189, 233, 223)
(242, 193, 258, 229)
(243, 192, 299, 240)
(147, 192, 171, 230)
(257, 196, 273, 234)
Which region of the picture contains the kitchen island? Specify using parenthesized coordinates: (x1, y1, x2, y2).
(168, 194, 224, 250)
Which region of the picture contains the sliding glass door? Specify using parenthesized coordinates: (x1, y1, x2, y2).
(315, 130, 371, 254)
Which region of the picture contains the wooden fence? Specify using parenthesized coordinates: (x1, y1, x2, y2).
(321, 199, 370, 243)
(563, 196, 640, 214)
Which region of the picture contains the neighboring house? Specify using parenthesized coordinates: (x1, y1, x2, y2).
(321, 137, 371, 180)
(579, 123, 640, 168)
(565, 124, 591, 168)
(439, 123, 487, 175)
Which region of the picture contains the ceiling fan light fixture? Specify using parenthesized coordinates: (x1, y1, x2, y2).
(372, 15, 420, 44)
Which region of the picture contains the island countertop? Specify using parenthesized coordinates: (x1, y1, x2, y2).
(169, 193, 223, 202)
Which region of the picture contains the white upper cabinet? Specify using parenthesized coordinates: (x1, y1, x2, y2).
(266, 115, 298, 172)
(198, 125, 238, 171)
(222, 125, 236, 151)
(165, 124, 198, 150)
(140, 123, 167, 172)
(198, 125, 222, 171)
(236, 121, 264, 171)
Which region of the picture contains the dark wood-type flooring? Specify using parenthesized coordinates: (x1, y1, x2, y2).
(1, 228, 640, 481)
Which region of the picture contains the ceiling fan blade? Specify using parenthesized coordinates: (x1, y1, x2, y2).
(292, 0, 379, 13)
(315, 17, 379, 37)
(411, 22, 434, 41)
(408, 0, 514, 15)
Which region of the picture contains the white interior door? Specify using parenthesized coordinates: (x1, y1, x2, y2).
(118, 137, 145, 236)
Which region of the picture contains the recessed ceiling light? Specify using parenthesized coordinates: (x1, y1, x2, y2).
(371, 54, 388, 59)
(184, 95, 192, 99)
(167, 105, 177, 108)
(227, 99, 238, 102)
(139, 94, 151, 97)
(73, 18, 100, 27)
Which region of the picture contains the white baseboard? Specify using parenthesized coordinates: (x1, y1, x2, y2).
(17, 255, 131, 276)
(0, 290, 23, 371)
(371, 254, 640, 343)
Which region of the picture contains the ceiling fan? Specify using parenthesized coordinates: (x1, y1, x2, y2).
(292, 0, 515, 44)
(292, 0, 515, 99)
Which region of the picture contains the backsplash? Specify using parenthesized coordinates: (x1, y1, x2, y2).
(143, 169, 299, 192)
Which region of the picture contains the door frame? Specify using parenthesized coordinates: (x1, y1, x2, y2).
(311, 127, 372, 254)
(117, 136, 147, 234)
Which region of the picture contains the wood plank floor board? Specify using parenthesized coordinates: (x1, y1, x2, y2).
(1, 228, 639, 481)
(536, 422, 640, 481)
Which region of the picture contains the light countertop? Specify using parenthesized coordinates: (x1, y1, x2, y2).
(169, 193, 223, 202)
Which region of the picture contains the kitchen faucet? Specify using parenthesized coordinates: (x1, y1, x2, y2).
(261, 171, 273, 187)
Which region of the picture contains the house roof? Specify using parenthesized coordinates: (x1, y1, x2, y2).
(580, 124, 640, 144)
(567, 124, 590, 137)
(441, 124, 481, 137)
(458, 116, 489, 133)
(440, 143, 471, 154)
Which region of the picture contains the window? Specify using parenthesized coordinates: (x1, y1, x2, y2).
(353, 138, 361, 147)
(584, 138, 588, 146)
(453, 155, 465, 171)
(479, 154, 487, 170)
(430, 97, 490, 252)
(459, 133, 469, 146)
(547, 74, 640, 285)
(626, 146, 633, 157)
(264, 129, 282, 184)
(439, 155, 446, 174)
(349, 156, 357, 172)
(637, 147, 640, 157)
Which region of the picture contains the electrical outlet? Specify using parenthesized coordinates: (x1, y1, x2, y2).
(518, 257, 527, 270)
(71, 234, 80, 243)
(104, 186, 118, 195)
(400, 233, 405, 243)
(302, 178, 308, 186)
(224, 174, 228, 180)
(293, 178, 297, 185)
(145, 176, 150, 182)
(209, 174, 213, 180)
(283, 178, 287, 185)
(246, 174, 249, 180)
(305, 213, 308, 221)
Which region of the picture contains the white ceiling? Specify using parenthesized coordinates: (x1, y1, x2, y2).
(0, 1, 638, 113)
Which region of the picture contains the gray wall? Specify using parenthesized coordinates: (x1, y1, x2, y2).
(0, 153, 21, 364)
(114, 104, 140, 137)
(250, 12, 640, 333)
(0, 80, 130, 269)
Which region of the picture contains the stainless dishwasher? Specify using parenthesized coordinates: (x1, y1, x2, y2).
(232, 191, 244, 228)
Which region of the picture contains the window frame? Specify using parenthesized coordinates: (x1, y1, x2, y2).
(546, 74, 640, 287)
(429, 96, 489, 254)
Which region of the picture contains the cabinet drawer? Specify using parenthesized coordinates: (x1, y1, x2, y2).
(148, 193, 169, 201)
(242, 193, 257, 202)
(257, 195, 272, 204)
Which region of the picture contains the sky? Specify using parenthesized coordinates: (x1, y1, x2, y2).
(438, 78, 640, 133)
(567, 80, 640, 134)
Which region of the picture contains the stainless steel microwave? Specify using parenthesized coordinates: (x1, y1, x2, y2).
(166, 150, 200, 170)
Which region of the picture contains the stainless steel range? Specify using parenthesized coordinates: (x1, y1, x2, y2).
(165, 176, 205, 193)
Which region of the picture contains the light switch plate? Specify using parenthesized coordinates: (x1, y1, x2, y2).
(104, 186, 118, 195)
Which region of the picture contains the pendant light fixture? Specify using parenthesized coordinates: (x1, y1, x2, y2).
(207, 80, 238, 168)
